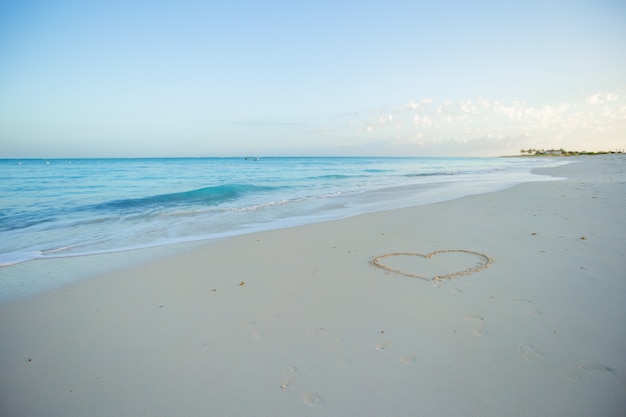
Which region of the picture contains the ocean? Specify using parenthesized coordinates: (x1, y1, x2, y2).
(0, 156, 565, 301)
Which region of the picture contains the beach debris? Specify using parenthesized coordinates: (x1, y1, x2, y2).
(303, 391, 322, 406)
(375, 341, 391, 351)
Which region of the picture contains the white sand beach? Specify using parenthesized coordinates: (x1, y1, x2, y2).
(1, 155, 625, 417)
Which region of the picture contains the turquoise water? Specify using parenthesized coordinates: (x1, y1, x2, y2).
(0, 156, 564, 300)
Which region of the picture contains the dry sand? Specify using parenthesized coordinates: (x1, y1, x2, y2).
(1, 155, 625, 417)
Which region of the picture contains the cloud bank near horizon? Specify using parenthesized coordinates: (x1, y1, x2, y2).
(1, 90, 624, 158)
(319, 91, 625, 156)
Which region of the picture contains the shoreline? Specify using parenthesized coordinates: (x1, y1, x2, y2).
(1, 154, 624, 416)
(0, 157, 567, 303)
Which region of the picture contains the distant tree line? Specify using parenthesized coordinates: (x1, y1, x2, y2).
(520, 148, 625, 156)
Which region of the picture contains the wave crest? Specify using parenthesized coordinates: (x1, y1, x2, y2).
(97, 184, 276, 212)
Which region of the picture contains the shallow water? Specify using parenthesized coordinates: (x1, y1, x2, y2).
(0, 156, 566, 301)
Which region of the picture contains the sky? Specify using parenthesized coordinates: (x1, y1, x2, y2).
(1, 0, 625, 157)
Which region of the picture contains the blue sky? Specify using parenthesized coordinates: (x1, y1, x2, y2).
(1, 0, 625, 157)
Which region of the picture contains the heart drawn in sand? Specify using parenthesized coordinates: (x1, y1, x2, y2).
(371, 249, 494, 281)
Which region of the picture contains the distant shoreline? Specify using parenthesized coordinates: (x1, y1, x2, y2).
(516, 149, 624, 157)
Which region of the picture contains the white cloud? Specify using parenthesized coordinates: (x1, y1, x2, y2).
(341, 91, 626, 155)
(586, 92, 620, 105)
(585, 93, 602, 105)
(460, 101, 477, 114)
(413, 114, 436, 127)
